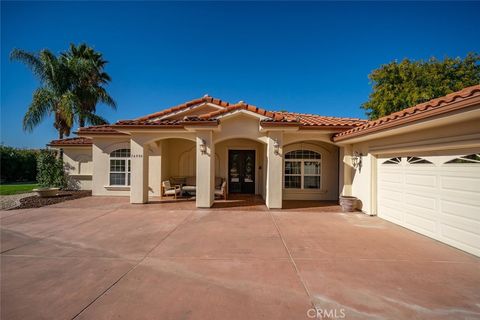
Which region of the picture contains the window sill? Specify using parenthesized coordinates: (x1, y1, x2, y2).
(104, 185, 130, 191)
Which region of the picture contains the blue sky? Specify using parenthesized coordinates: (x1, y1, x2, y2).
(1, 1, 479, 148)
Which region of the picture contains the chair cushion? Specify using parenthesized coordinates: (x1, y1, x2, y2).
(182, 185, 196, 192)
(214, 189, 224, 196)
(164, 189, 179, 195)
(185, 176, 196, 186)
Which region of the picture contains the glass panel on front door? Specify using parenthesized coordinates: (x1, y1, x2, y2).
(228, 150, 255, 194)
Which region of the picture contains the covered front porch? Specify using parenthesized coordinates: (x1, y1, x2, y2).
(126, 132, 341, 209)
(126, 130, 280, 208)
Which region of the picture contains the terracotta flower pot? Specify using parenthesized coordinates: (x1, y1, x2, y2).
(339, 196, 357, 212)
(33, 187, 60, 198)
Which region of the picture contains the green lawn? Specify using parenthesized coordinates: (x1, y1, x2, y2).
(0, 183, 38, 196)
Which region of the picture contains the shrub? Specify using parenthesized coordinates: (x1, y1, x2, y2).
(36, 150, 67, 188)
(0, 145, 38, 182)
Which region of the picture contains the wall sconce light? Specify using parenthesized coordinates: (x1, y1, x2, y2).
(199, 139, 207, 155)
(352, 151, 363, 171)
(273, 139, 280, 155)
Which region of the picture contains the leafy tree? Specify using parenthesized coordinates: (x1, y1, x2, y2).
(362, 53, 480, 119)
(10, 49, 76, 138)
(36, 149, 67, 188)
(61, 43, 116, 127)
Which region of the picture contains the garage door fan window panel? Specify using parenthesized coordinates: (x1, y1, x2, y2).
(445, 154, 480, 164)
(284, 150, 321, 189)
(382, 157, 401, 165)
(110, 149, 131, 186)
(406, 156, 433, 164)
(382, 157, 432, 165)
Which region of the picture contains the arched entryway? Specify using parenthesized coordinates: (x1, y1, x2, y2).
(214, 138, 267, 200)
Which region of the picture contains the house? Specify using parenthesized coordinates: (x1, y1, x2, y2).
(49, 85, 480, 256)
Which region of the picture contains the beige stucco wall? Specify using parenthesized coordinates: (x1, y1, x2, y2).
(92, 137, 131, 196)
(163, 139, 197, 178)
(62, 147, 93, 190)
(345, 117, 480, 215)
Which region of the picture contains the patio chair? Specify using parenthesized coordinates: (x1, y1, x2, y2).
(214, 181, 227, 200)
(161, 180, 181, 199)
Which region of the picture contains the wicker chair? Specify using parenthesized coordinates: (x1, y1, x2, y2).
(161, 180, 181, 199)
(214, 181, 227, 200)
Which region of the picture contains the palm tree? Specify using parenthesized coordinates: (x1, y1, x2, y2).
(10, 49, 77, 139)
(61, 43, 116, 128)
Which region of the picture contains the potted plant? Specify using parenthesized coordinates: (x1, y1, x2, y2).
(339, 195, 357, 212)
(33, 150, 67, 198)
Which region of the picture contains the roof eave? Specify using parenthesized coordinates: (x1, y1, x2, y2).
(299, 125, 361, 131)
(333, 96, 480, 142)
(47, 143, 92, 147)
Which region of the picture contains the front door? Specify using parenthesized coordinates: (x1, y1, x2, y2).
(228, 150, 255, 194)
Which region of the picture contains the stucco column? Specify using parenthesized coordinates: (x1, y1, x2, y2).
(266, 131, 283, 209)
(196, 131, 215, 208)
(341, 145, 353, 196)
(130, 137, 149, 204)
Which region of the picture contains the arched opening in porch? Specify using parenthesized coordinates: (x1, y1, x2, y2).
(281, 140, 340, 210)
(211, 137, 267, 209)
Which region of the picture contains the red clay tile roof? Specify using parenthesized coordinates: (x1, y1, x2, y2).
(195, 102, 286, 121)
(277, 112, 368, 127)
(76, 125, 127, 135)
(48, 137, 92, 146)
(135, 95, 231, 121)
(333, 84, 480, 141)
(113, 96, 366, 129)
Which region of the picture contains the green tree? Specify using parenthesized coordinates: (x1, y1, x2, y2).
(10, 49, 77, 138)
(362, 53, 480, 119)
(61, 43, 116, 128)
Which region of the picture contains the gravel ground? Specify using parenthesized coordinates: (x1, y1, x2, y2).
(0, 192, 35, 210)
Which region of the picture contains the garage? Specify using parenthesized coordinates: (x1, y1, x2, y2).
(377, 152, 480, 256)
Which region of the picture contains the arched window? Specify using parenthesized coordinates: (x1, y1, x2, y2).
(284, 150, 321, 189)
(109, 149, 131, 186)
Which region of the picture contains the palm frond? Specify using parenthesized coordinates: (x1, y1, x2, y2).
(23, 88, 54, 131)
(84, 113, 109, 126)
(10, 49, 45, 81)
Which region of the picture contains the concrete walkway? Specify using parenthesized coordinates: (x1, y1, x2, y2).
(1, 197, 479, 320)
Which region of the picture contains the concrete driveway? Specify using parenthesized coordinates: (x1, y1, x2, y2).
(1, 197, 479, 320)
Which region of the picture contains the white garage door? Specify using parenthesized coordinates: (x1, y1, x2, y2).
(377, 153, 480, 257)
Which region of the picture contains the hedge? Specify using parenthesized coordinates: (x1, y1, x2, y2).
(0, 145, 39, 183)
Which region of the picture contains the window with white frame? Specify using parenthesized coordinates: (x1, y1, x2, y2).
(284, 150, 321, 189)
(109, 149, 131, 186)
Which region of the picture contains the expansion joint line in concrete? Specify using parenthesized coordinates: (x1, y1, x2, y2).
(70, 210, 196, 320)
(0, 208, 119, 255)
(267, 211, 315, 310)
